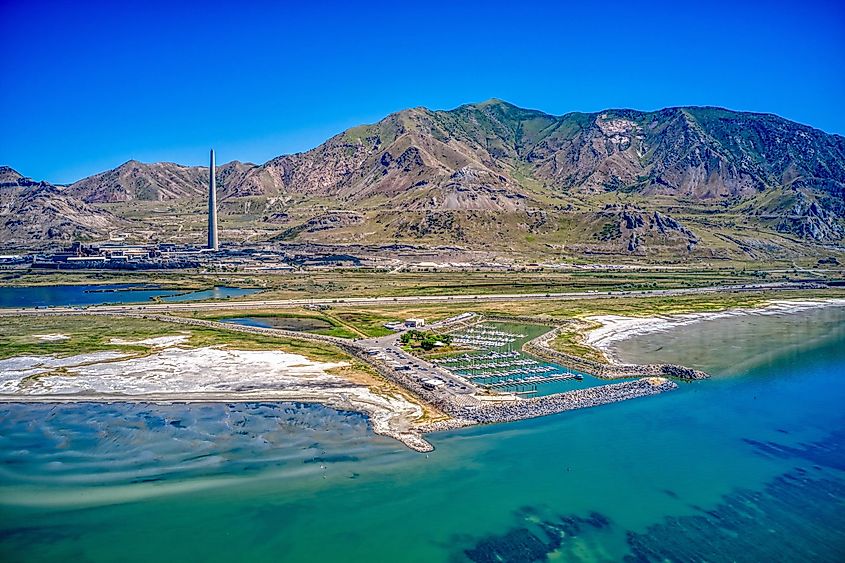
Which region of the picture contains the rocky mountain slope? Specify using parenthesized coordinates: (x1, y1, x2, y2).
(0, 166, 42, 189)
(0, 167, 124, 242)
(66, 160, 265, 202)
(249, 101, 844, 231)
(3, 101, 844, 258)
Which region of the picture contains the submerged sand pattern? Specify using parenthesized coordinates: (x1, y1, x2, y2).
(0, 345, 427, 450)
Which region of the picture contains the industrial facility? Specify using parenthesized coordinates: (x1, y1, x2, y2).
(18, 150, 222, 269)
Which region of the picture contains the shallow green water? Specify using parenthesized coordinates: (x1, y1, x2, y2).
(1, 307, 844, 562)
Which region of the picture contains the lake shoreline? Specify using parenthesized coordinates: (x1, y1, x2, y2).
(0, 375, 679, 453)
(0, 394, 436, 452)
(6, 295, 842, 453)
(583, 298, 845, 364)
(0, 343, 434, 452)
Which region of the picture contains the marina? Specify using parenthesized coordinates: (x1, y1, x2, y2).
(460, 365, 556, 379)
(432, 350, 520, 365)
(438, 322, 601, 396)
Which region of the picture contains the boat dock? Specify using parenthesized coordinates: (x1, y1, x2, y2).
(460, 365, 557, 379)
(484, 373, 582, 390)
(448, 324, 527, 349)
(433, 351, 520, 365)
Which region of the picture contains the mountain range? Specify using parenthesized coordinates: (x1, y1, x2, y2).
(3, 100, 844, 261)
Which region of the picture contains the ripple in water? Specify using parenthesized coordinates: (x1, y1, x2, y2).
(0, 402, 380, 507)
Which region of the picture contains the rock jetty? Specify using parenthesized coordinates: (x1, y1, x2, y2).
(468, 377, 677, 423)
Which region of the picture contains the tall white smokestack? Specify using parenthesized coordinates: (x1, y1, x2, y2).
(208, 149, 219, 251)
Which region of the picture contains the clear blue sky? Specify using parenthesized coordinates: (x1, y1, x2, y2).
(2, 0, 843, 183)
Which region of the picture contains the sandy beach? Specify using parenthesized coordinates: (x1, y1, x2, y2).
(583, 298, 845, 363)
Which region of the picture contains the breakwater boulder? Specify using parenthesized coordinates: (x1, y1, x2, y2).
(467, 378, 677, 424)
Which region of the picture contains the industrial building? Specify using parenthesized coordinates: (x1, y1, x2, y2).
(22, 149, 223, 270)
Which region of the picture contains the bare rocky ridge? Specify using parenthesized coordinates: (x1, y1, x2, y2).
(0, 166, 41, 189)
(1, 179, 124, 242)
(67, 160, 262, 202)
(275, 210, 366, 240)
(590, 205, 699, 254)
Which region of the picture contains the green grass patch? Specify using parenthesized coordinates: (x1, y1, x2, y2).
(1, 315, 350, 363)
(549, 326, 607, 363)
(333, 311, 394, 337)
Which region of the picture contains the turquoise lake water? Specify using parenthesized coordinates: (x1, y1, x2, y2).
(0, 284, 259, 307)
(1, 306, 844, 561)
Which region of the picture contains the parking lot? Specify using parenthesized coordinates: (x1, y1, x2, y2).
(359, 332, 478, 403)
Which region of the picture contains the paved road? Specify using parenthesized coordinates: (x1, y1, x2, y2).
(0, 282, 824, 315)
